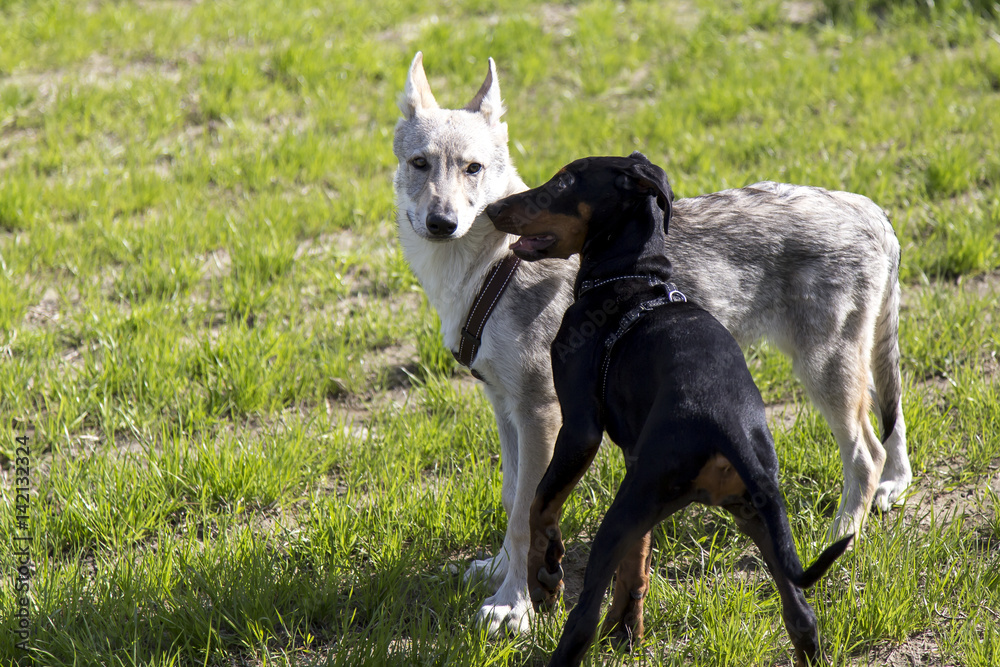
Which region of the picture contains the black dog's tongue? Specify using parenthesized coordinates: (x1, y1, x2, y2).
(509, 234, 555, 253)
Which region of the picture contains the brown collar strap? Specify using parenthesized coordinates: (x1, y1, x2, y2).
(453, 254, 521, 375)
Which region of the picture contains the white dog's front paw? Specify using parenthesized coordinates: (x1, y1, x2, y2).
(463, 553, 509, 590)
(475, 587, 534, 636)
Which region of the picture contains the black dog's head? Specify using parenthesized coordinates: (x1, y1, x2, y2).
(485, 152, 674, 261)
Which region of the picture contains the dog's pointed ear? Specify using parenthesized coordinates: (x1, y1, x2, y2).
(465, 57, 504, 128)
(625, 157, 674, 221)
(398, 52, 438, 119)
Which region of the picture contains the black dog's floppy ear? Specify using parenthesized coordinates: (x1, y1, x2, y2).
(626, 158, 674, 219)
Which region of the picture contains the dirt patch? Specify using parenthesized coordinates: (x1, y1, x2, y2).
(896, 457, 1000, 552)
(374, 15, 445, 45)
(900, 269, 1000, 309)
(783, 0, 824, 24)
(560, 540, 592, 609)
(850, 629, 943, 666)
(538, 3, 580, 36)
(199, 248, 232, 281)
(23, 286, 62, 327)
(904, 474, 979, 530)
(134, 0, 202, 10)
(662, 0, 702, 31)
(766, 401, 804, 432)
(377, 4, 580, 45)
(2, 53, 185, 119)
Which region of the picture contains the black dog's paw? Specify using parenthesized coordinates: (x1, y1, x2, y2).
(793, 642, 823, 667)
(537, 563, 564, 589)
(603, 625, 635, 652)
(530, 564, 564, 612)
(601, 613, 643, 653)
(530, 585, 560, 613)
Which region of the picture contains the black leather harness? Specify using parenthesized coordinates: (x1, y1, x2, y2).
(452, 254, 522, 380)
(577, 276, 688, 409)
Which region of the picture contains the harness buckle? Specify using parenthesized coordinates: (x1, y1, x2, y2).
(667, 288, 687, 303)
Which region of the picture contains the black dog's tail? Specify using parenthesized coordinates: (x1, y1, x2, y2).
(735, 449, 853, 589)
(794, 532, 854, 588)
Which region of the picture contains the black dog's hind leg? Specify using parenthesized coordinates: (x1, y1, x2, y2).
(599, 529, 653, 651)
(548, 468, 692, 667)
(724, 498, 821, 667)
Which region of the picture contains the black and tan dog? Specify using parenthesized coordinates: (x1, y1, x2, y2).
(485, 153, 853, 666)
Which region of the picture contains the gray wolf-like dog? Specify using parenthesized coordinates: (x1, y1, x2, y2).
(392, 52, 908, 635)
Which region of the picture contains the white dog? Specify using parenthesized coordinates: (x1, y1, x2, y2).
(392, 52, 909, 635)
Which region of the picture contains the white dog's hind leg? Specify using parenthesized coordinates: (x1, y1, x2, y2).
(801, 355, 886, 539)
(874, 400, 911, 510)
(464, 406, 518, 589)
(829, 417, 885, 539)
(869, 234, 911, 511)
(475, 400, 560, 635)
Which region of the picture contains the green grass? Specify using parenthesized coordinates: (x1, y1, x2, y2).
(2, 0, 999, 665)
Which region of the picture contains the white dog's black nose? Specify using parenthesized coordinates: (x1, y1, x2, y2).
(426, 213, 458, 237)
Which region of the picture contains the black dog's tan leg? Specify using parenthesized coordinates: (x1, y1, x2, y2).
(725, 500, 820, 667)
(599, 529, 653, 650)
(549, 469, 691, 667)
(527, 423, 602, 611)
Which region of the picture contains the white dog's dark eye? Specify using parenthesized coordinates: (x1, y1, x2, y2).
(411, 157, 428, 169)
(466, 162, 482, 175)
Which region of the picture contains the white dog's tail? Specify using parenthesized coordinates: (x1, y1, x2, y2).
(870, 213, 904, 444)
